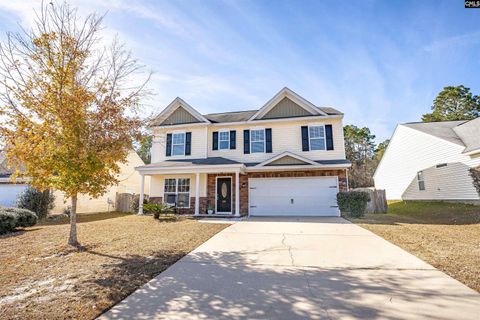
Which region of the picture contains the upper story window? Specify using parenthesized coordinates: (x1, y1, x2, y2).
(219, 131, 230, 150)
(172, 133, 185, 156)
(309, 125, 326, 150)
(251, 129, 265, 153)
(417, 171, 425, 191)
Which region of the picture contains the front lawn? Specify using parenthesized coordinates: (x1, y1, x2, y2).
(0, 212, 229, 319)
(350, 201, 480, 292)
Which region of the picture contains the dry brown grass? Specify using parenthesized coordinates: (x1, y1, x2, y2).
(0, 212, 229, 320)
(350, 201, 480, 292)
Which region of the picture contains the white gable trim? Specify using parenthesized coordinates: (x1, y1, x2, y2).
(249, 87, 327, 121)
(255, 151, 319, 167)
(151, 97, 210, 127)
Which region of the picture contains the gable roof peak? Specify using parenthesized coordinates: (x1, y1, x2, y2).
(150, 97, 210, 127)
(248, 87, 327, 121)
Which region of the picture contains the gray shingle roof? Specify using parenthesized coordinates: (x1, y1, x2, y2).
(204, 110, 257, 123)
(203, 107, 342, 123)
(140, 157, 241, 168)
(453, 117, 480, 153)
(403, 118, 480, 154)
(244, 159, 351, 167)
(402, 120, 467, 146)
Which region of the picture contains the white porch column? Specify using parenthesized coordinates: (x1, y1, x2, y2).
(194, 172, 200, 216)
(235, 171, 240, 217)
(138, 174, 145, 215)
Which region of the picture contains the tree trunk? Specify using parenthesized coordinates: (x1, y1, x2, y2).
(68, 194, 79, 246)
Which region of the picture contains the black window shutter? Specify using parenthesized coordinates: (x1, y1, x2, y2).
(265, 128, 272, 153)
(301, 126, 309, 151)
(325, 125, 334, 150)
(185, 132, 192, 155)
(166, 133, 172, 156)
(212, 131, 218, 150)
(230, 130, 236, 149)
(243, 130, 250, 154)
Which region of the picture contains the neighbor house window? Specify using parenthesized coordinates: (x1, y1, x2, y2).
(251, 129, 265, 153)
(164, 178, 190, 207)
(417, 171, 425, 191)
(309, 125, 326, 150)
(172, 133, 186, 156)
(219, 131, 230, 150)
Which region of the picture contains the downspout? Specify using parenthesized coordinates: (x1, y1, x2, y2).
(345, 168, 349, 191)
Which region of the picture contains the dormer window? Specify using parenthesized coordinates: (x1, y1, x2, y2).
(172, 133, 185, 156)
(219, 131, 230, 150)
(251, 129, 265, 153)
(309, 125, 326, 151)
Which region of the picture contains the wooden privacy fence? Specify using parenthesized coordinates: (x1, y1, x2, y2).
(351, 188, 387, 213)
(116, 193, 138, 213)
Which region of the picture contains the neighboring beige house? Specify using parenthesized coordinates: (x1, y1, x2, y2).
(136, 87, 351, 217)
(374, 118, 480, 202)
(52, 151, 150, 213)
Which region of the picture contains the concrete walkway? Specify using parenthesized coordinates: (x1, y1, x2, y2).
(100, 217, 480, 320)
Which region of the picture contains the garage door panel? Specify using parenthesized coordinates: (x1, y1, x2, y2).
(249, 177, 339, 217)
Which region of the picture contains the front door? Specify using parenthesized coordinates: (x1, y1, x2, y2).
(216, 177, 232, 213)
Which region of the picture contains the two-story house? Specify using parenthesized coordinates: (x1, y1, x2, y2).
(135, 88, 351, 217)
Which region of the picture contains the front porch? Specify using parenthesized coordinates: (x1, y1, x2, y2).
(136, 160, 246, 216)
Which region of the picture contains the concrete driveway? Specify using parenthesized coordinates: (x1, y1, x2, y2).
(100, 217, 480, 320)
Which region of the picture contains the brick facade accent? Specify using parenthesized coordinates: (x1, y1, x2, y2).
(205, 169, 347, 216)
(152, 169, 347, 216)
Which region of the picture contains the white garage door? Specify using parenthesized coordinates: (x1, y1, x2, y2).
(249, 177, 339, 216)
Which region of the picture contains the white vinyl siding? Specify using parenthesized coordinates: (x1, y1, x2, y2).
(150, 119, 346, 164)
(205, 118, 345, 162)
(151, 126, 208, 163)
(150, 174, 207, 198)
(374, 125, 480, 201)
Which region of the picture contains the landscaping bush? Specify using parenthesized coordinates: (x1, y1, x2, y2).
(131, 194, 149, 213)
(0, 206, 37, 234)
(16, 186, 55, 219)
(469, 167, 480, 196)
(143, 203, 171, 219)
(0, 210, 18, 234)
(337, 191, 370, 218)
(8, 207, 38, 227)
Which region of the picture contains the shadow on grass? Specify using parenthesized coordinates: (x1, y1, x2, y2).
(350, 201, 480, 226)
(38, 212, 133, 226)
(95, 250, 480, 320)
(0, 227, 43, 238)
(84, 248, 186, 304)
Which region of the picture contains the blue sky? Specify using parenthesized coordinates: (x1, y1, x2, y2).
(0, 0, 479, 141)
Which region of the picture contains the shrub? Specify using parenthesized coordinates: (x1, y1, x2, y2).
(16, 187, 55, 219)
(131, 194, 149, 213)
(337, 191, 370, 218)
(469, 167, 480, 196)
(0, 210, 18, 234)
(7, 207, 38, 227)
(0, 206, 37, 234)
(143, 203, 171, 219)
